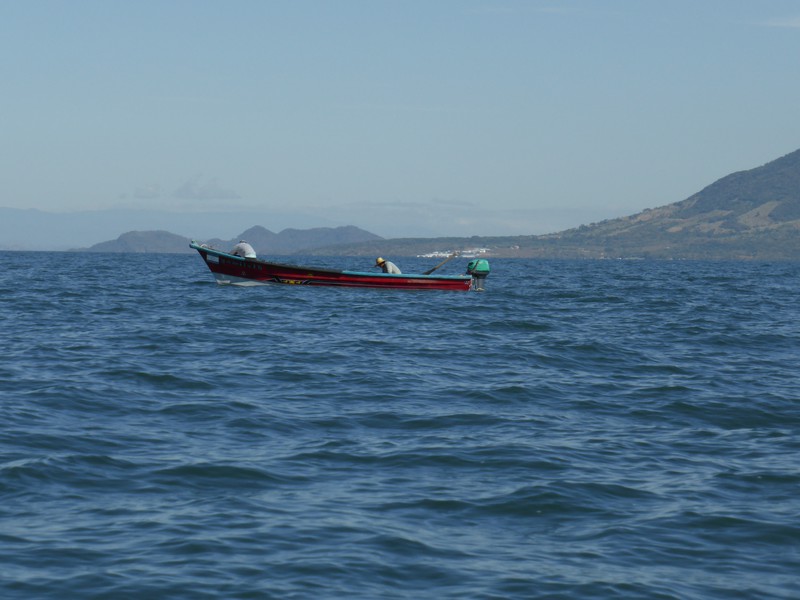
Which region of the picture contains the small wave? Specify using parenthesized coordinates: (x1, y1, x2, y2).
(152, 463, 305, 489)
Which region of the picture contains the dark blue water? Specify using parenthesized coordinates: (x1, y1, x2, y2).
(2, 251, 799, 599)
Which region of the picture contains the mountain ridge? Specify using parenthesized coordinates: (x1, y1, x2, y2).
(307, 148, 800, 260)
(4, 147, 800, 259)
(73, 225, 383, 255)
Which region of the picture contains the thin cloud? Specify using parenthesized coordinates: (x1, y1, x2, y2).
(430, 198, 476, 208)
(133, 184, 162, 200)
(173, 177, 241, 201)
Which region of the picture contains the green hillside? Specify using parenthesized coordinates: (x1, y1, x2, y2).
(313, 149, 800, 260)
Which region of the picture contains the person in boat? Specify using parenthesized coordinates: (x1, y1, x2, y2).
(375, 257, 401, 274)
(230, 240, 257, 258)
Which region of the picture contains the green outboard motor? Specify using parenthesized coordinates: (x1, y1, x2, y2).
(466, 259, 490, 291)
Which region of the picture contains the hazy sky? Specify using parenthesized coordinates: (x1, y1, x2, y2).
(2, 0, 800, 239)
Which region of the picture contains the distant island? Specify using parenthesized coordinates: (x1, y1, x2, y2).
(6, 147, 800, 260)
(73, 225, 382, 255)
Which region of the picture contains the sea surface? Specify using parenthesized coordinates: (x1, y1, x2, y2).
(1, 251, 799, 599)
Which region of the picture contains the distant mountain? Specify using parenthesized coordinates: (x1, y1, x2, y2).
(308, 148, 800, 260)
(203, 225, 382, 254)
(536, 148, 800, 259)
(79, 230, 191, 254)
(5, 148, 799, 260)
(76, 225, 382, 254)
(0, 207, 344, 251)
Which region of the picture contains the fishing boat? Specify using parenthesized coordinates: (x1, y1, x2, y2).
(190, 241, 487, 291)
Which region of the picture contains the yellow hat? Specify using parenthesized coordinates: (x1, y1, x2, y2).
(375, 257, 385, 266)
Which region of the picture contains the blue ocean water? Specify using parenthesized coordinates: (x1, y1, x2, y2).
(1, 251, 799, 599)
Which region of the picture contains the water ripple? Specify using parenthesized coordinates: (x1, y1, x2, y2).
(1, 254, 799, 599)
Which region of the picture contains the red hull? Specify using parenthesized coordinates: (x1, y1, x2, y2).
(190, 242, 474, 291)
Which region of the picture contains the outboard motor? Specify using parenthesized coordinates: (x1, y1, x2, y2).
(466, 259, 490, 291)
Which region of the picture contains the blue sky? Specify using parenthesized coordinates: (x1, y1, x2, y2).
(2, 0, 800, 239)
